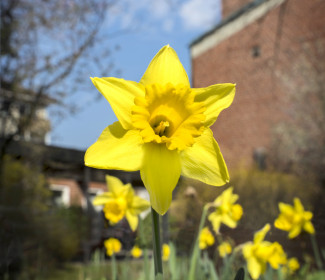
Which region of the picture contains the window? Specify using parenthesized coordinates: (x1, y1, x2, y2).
(88, 188, 104, 212)
(49, 184, 70, 207)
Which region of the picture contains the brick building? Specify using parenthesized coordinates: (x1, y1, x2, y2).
(190, 0, 325, 169)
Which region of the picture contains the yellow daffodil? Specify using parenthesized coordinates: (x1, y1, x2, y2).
(208, 187, 243, 233)
(85, 45, 235, 215)
(104, 238, 122, 256)
(267, 242, 287, 270)
(93, 175, 150, 231)
(131, 245, 143, 258)
(282, 257, 300, 275)
(287, 257, 300, 272)
(218, 241, 232, 258)
(274, 197, 315, 239)
(242, 224, 287, 280)
(199, 227, 215, 250)
(162, 244, 170, 261)
(287, 258, 300, 274)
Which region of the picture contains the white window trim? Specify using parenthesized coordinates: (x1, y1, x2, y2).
(49, 184, 71, 207)
(84, 188, 104, 211)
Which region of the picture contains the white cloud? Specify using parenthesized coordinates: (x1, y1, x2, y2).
(104, 0, 221, 33)
(179, 0, 221, 30)
(163, 18, 174, 32)
(150, 0, 171, 18)
(105, 0, 172, 30)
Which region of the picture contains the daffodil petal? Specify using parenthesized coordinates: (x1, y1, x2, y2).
(91, 77, 145, 129)
(247, 257, 263, 280)
(140, 45, 190, 87)
(180, 128, 229, 186)
(140, 143, 181, 215)
(126, 210, 138, 231)
(92, 193, 113, 205)
(288, 226, 301, 239)
(131, 196, 151, 215)
(105, 175, 129, 196)
(254, 224, 270, 243)
(304, 221, 315, 235)
(85, 122, 143, 171)
(221, 214, 237, 228)
(193, 83, 235, 127)
(293, 197, 304, 212)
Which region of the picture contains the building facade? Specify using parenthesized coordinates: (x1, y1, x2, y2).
(190, 0, 325, 169)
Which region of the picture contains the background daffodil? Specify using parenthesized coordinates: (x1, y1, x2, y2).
(242, 224, 287, 279)
(274, 197, 315, 238)
(218, 241, 232, 258)
(85, 45, 235, 215)
(162, 244, 170, 261)
(104, 238, 122, 257)
(131, 245, 143, 258)
(199, 227, 215, 250)
(93, 175, 150, 231)
(283, 257, 300, 275)
(208, 187, 243, 233)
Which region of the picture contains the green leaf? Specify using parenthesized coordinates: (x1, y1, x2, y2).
(233, 267, 245, 280)
(155, 273, 163, 280)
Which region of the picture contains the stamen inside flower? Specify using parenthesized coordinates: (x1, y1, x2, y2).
(132, 83, 206, 150)
(153, 120, 170, 136)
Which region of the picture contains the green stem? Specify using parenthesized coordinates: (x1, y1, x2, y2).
(310, 234, 323, 270)
(112, 253, 117, 280)
(151, 207, 163, 278)
(188, 204, 210, 280)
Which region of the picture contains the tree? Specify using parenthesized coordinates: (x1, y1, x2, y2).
(0, 0, 120, 149)
(0, 0, 124, 188)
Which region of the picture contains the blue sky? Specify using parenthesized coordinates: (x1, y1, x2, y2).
(50, 0, 222, 150)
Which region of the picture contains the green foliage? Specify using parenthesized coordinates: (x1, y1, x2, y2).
(0, 157, 87, 278)
(306, 271, 325, 280)
(231, 167, 319, 229)
(170, 168, 319, 247)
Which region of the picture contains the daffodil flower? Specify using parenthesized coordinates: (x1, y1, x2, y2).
(162, 243, 170, 261)
(282, 257, 300, 275)
(274, 197, 315, 238)
(218, 241, 232, 258)
(208, 187, 243, 233)
(93, 175, 150, 231)
(104, 238, 122, 256)
(131, 245, 143, 258)
(199, 227, 215, 250)
(242, 224, 287, 279)
(85, 45, 235, 215)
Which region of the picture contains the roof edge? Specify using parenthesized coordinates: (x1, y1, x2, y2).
(190, 0, 286, 58)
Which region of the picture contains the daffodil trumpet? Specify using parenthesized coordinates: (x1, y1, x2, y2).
(85, 45, 235, 216)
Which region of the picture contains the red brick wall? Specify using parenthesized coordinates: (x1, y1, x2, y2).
(48, 178, 107, 206)
(222, 0, 252, 18)
(192, 0, 325, 169)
